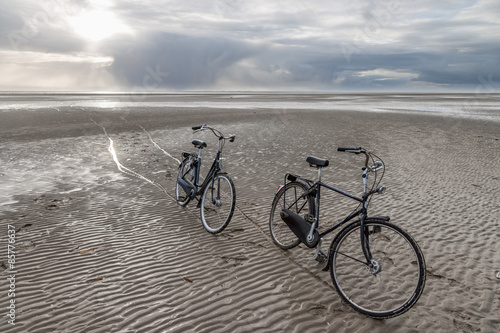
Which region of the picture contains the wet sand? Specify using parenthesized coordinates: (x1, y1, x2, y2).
(0, 94, 499, 332)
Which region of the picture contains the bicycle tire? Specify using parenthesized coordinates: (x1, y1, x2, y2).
(269, 181, 315, 250)
(175, 156, 196, 206)
(200, 173, 235, 234)
(329, 218, 426, 319)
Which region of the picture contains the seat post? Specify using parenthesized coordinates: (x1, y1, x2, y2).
(197, 147, 203, 171)
(318, 167, 322, 183)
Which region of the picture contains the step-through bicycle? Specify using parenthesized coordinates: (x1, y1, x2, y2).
(176, 124, 236, 234)
(269, 147, 426, 319)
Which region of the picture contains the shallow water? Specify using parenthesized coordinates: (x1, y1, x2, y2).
(1, 92, 499, 122)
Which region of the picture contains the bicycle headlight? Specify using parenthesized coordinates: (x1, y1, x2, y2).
(377, 186, 387, 194)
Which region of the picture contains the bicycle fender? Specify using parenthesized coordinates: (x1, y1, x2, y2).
(368, 216, 390, 221)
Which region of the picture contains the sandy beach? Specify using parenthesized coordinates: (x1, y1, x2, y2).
(1, 93, 499, 332)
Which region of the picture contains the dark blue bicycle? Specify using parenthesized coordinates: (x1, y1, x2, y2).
(176, 125, 236, 234)
(269, 147, 426, 319)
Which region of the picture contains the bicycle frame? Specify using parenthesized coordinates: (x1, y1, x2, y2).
(315, 181, 364, 238)
(284, 167, 381, 267)
(191, 150, 223, 197)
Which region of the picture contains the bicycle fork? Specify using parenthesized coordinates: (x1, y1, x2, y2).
(360, 213, 379, 273)
(359, 169, 380, 273)
(209, 152, 223, 207)
(209, 175, 222, 207)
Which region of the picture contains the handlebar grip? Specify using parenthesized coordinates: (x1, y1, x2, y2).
(192, 125, 204, 130)
(337, 147, 360, 152)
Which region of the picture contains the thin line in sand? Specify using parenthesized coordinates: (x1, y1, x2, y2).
(92, 117, 336, 292)
(139, 124, 181, 165)
(90, 117, 167, 193)
(90, 117, 201, 225)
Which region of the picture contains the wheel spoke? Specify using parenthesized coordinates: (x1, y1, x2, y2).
(330, 220, 425, 318)
(269, 181, 314, 250)
(335, 251, 370, 267)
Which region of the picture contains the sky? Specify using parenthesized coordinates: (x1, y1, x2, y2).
(1, 0, 499, 92)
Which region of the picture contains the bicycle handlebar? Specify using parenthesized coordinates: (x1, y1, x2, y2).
(337, 147, 364, 154)
(337, 146, 386, 197)
(337, 146, 383, 172)
(192, 124, 236, 142)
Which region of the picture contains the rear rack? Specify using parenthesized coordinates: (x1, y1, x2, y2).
(284, 173, 314, 187)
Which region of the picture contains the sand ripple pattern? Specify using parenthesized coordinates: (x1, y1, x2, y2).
(1, 100, 499, 332)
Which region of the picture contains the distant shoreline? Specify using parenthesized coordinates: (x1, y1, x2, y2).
(1, 93, 498, 123)
(1, 91, 499, 96)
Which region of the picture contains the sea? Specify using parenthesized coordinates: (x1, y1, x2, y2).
(0, 92, 499, 122)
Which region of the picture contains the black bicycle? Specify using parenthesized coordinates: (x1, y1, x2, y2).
(176, 124, 236, 234)
(269, 147, 426, 319)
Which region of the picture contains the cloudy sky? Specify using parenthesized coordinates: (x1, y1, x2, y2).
(1, 0, 499, 92)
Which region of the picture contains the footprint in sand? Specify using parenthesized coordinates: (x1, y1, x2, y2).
(17, 240, 36, 253)
(220, 255, 248, 266)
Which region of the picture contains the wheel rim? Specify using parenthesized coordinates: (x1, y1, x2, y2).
(201, 175, 234, 233)
(331, 222, 424, 317)
(270, 182, 311, 249)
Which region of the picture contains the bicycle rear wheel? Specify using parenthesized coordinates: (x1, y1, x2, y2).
(329, 218, 426, 319)
(269, 181, 315, 249)
(200, 174, 235, 234)
(175, 156, 196, 206)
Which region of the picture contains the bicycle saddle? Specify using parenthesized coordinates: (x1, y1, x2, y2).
(306, 156, 329, 167)
(192, 140, 207, 149)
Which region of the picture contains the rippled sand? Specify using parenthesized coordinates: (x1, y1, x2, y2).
(0, 93, 499, 332)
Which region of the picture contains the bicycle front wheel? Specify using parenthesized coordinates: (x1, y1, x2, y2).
(269, 181, 314, 250)
(200, 174, 235, 234)
(329, 218, 426, 319)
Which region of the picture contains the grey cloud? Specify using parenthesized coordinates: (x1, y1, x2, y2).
(0, 0, 499, 91)
(109, 33, 266, 90)
(0, 0, 85, 52)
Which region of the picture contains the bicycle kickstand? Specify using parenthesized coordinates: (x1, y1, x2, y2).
(313, 238, 327, 262)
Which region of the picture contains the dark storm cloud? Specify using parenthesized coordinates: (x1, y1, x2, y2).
(0, 0, 499, 91)
(109, 33, 266, 90)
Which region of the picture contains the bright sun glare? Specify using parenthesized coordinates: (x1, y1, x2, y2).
(70, 9, 133, 41)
